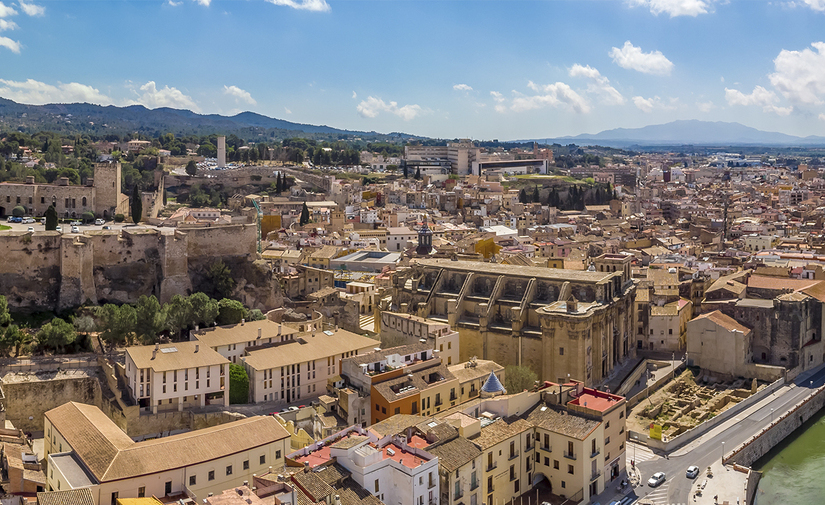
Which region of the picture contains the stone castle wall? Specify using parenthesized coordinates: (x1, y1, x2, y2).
(0, 224, 272, 311)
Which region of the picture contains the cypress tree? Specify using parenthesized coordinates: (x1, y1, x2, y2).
(131, 185, 142, 225)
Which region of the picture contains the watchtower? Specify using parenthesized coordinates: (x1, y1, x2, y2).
(93, 161, 121, 218)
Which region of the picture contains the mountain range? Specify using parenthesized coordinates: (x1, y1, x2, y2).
(0, 98, 413, 141)
(523, 120, 825, 147)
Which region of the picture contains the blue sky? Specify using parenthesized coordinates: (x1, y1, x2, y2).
(2, 0, 825, 140)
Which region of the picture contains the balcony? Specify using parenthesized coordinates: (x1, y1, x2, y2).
(486, 462, 497, 472)
(590, 449, 600, 459)
(525, 443, 534, 451)
(540, 445, 552, 453)
(428, 480, 437, 490)
(563, 452, 576, 461)
(470, 480, 479, 491)
(508, 452, 519, 461)
(590, 470, 601, 482)
(454, 491, 464, 500)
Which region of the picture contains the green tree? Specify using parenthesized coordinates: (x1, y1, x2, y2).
(275, 172, 282, 193)
(299, 202, 310, 226)
(229, 363, 249, 404)
(12, 205, 25, 217)
(519, 188, 528, 204)
(98, 303, 136, 346)
(131, 185, 142, 224)
(37, 318, 76, 354)
(0, 295, 10, 326)
(185, 160, 198, 177)
(248, 309, 265, 321)
(217, 298, 247, 326)
(1, 325, 26, 357)
(134, 295, 166, 344)
(403, 163, 409, 178)
(504, 365, 538, 394)
(415, 166, 421, 179)
(533, 185, 540, 203)
(73, 315, 96, 337)
(190, 293, 219, 327)
(206, 261, 235, 299)
(81, 211, 95, 223)
(165, 294, 194, 337)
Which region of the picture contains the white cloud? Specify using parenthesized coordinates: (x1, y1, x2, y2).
(193, 0, 210, 6)
(285, 107, 292, 114)
(568, 64, 625, 105)
(610, 41, 674, 75)
(352, 91, 357, 99)
(0, 78, 113, 104)
(453, 84, 473, 92)
(17, 0, 43, 16)
(629, 0, 712, 17)
(0, 36, 20, 52)
(802, 0, 825, 11)
(725, 85, 793, 115)
(356, 96, 422, 121)
(632, 95, 678, 112)
(166, 0, 182, 6)
(0, 18, 17, 30)
(509, 81, 591, 113)
(266, 0, 330, 12)
(490, 91, 505, 103)
(494, 104, 506, 113)
(0, 2, 17, 17)
(696, 100, 715, 112)
(223, 85, 256, 105)
(820, 113, 825, 121)
(769, 42, 825, 105)
(128, 81, 199, 111)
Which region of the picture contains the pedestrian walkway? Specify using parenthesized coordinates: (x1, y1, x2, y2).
(686, 461, 748, 505)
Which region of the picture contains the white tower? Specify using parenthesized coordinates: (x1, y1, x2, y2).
(217, 136, 226, 168)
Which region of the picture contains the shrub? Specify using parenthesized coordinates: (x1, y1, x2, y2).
(114, 214, 125, 223)
(229, 363, 249, 404)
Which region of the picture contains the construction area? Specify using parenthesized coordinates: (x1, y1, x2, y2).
(627, 367, 769, 440)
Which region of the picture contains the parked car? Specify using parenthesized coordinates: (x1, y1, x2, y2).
(40, 217, 46, 225)
(22, 217, 34, 224)
(102, 225, 112, 230)
(71, 226, 80, 233)
(648, 472, 666, 487)
(6, 216, 12, 222)
(70, 220, 81, 226)
(288, 406, 299, 412)
(11, 216, 22, 223)
(686, 466, 699, 479)
(27, 227, 34, 232)
(95, 218, 105, 225)
(55, 226, 62, 233)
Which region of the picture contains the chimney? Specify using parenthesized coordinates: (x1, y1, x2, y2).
(195, 344, 199, 353)
(241, 319, 245, 325)
(243, 481, 249, 487)
(278, 325, 282, 335)
(152, 349, 157, 360)
(303, 461, 310, 473)
(258, 328, 262, 340)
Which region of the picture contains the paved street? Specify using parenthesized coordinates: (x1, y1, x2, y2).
(628, 364, 825, 505)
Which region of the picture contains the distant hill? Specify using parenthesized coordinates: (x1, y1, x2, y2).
(520, 120, 825, 147)
(0, 98, 412, 141)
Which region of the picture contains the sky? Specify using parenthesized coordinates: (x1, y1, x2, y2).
(2, 0, 825, 140)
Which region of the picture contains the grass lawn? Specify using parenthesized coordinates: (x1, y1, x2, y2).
(0, 224, 10, 231)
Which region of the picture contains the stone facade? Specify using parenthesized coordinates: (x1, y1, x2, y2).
(0, 162, 126, 219)
(392, 257, 636, 386)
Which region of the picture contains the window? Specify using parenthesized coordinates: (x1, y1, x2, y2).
(394, 407, 400, 415)
(382, 407, 386, 414)
(620, 411, 624, 419)
(138, 487, 145, 498)
(559, 347, 564, 356)
(514, 480, 519, 493)
(568, 464, 574, 474)
(509, 465, 515, 481)
(165, 481, 172, 496)
(376, 404, 380, 411)
(375, 479, 380, 493)
(112, 492, 119, 504)
(189, 475, 197, 486)
(226, 465, 233, 476)
(260, 455, 266, 465)
(544, 457, 549, 466)
(554, 460, 559, 470)
(243, 460, 250, 470)
(276, 450, 281, 459)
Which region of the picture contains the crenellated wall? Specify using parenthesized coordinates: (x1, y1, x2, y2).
(0, 224, 276, 311)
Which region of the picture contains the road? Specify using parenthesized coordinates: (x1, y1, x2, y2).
(633, 364, 825, 505)
(1, 220, 175, 234)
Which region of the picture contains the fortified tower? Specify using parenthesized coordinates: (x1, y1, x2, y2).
(93, 161, 122, 219)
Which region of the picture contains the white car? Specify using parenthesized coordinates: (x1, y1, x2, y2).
(95, 219, 105, 225)
(71, 226, 80, 234)
(55, 226, 62, 233)
(686, 466, 699, 479)
(27, 227, 34, 232)
(71, 220, 82, 226)
(648, 472, 666, 487)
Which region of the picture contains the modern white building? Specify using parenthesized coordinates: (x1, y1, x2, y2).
(191, 319, 301, 364)
(125, 342, 229, 413)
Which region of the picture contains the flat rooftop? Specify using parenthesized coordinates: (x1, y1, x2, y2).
(414, 259, 614, 283)
(50, 452, 96, 488)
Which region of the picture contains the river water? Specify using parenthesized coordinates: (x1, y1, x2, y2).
(753, 408, 825, 504)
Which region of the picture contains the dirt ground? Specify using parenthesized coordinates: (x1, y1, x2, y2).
(627, 368, 767, 439)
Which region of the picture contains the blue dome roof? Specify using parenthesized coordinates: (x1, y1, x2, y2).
(481, 371, 506, 394)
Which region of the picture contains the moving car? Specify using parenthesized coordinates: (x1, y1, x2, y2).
(686, 466, 699, 479)
(648, 472, 666, 487)
(71, 226, 80, 233)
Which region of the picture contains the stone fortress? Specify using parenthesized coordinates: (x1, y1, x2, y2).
(0, 161, 129, 219)
(0, 224, 280, 311)
(391, 254, 637, 387)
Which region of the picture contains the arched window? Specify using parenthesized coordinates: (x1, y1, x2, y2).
(82, 197, 87, 207)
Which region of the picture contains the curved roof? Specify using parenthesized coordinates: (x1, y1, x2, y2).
(481, 371, 506, 394)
